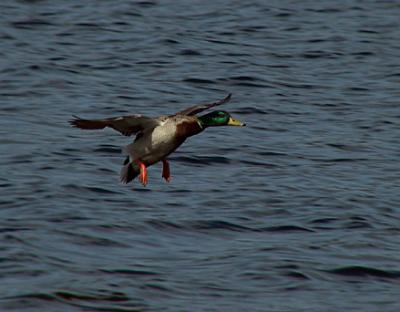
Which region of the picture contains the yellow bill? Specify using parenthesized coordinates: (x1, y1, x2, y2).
(228, 116, 246, 126)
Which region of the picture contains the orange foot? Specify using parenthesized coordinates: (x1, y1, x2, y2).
(134, 159, 148, 186)
(162, 159, 171, 183)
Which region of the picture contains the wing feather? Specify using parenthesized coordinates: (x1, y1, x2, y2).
(175, 93, 232, 116)
(69, 114, 159, 136)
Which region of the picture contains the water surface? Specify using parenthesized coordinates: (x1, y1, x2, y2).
(1, 0, 400, 311)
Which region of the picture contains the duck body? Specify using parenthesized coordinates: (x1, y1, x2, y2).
(121, 115, 203, 183)
(70, 94, 245, 186)
(126, 115, 203, 165)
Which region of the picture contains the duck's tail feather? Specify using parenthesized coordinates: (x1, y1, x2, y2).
(120, 156, 140, 184)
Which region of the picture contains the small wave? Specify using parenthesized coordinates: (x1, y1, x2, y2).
(182, 78, 215, 84)
(358, 29, 380, 34)
(146, 220, 184, 231)
(257, 151, 288, 157)
(301, 50, 340, 59)
(308, 38, 326, 43)
(325, 266, 400, 279)
(344, 220, 372, 229)
(232, 107, 267, 115)
(259, 225, 314, 233)
(0, 226, 32, 233)
(9, 154, 33, 164)
(101, 269, 159, 276)
(309, 157, 369, 163)
(274, 12, 293, 17)
(172, 155, 231, 165)
(146, 219, 303, 234)
(231, 81, 269, 88)
(285, 271, 310, 280)
(93, 145, 121, 154)
(59, 230, 129, 248)
(275, 81, 316, 89)
(227, 75, 264, 82)
(6, 290, 132, 302)
(63, 184, 121, 195)
(238, 26, 266, 33)
(84, 185, 120, 195)
(222, 76, 271, 88)
(179, 49, 202, 56)
(11, 19, 54, 29)
(346, 87, 370, 92)
(385, 72, 400, 77)
(191, 220, 251, 232)
(56, 290, 129, 302)
(0, 33, 14, 40)
(0, 183, 13, 188)
(61, 147, 81, 153)
(147, 220, 315, 234)
(4, 291, 145, 312)
(240, 159, 278, 168)
(163, 38, 180, 44)
(351, 51, 374, 57)
(166, 189, 192, 194)
(75, 22, 103, 29)
(136, 1, 157, 7)
(205, 38, 236, 45)
(326, 143, 369, 152)
(84, 186, 120, 194)
(309, 217, 339, 224)
(308, 7, 344, 13)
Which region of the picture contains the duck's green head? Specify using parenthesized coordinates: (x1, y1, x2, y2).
(198, 111, 246, 128)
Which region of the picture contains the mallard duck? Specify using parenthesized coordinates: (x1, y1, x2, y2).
(70, 94, 245, 186)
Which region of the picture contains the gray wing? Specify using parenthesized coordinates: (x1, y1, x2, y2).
(69, 114, 159, 136)
(175, 93, 232, 116)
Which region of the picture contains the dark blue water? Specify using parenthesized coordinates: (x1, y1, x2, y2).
(1, 0, 400, 311)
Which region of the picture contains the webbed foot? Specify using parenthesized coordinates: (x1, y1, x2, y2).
(134, 159, 148, 186)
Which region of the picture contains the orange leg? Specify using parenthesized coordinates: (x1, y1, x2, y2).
(134, 159, 148, 186)
(162, 159, 171, 183)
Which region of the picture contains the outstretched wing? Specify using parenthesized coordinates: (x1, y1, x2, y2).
(69, 114, 159, 136)
(175, 93, 232, 116)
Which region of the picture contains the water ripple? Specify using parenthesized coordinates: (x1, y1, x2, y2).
(325, 266, 400, 279)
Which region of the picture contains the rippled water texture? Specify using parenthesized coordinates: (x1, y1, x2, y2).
(1, 0, 400, 311)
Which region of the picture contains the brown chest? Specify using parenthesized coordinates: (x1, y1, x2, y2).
(176, 120, 203, 139)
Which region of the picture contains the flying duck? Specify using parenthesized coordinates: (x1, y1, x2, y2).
(70, 94, 245, 186)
